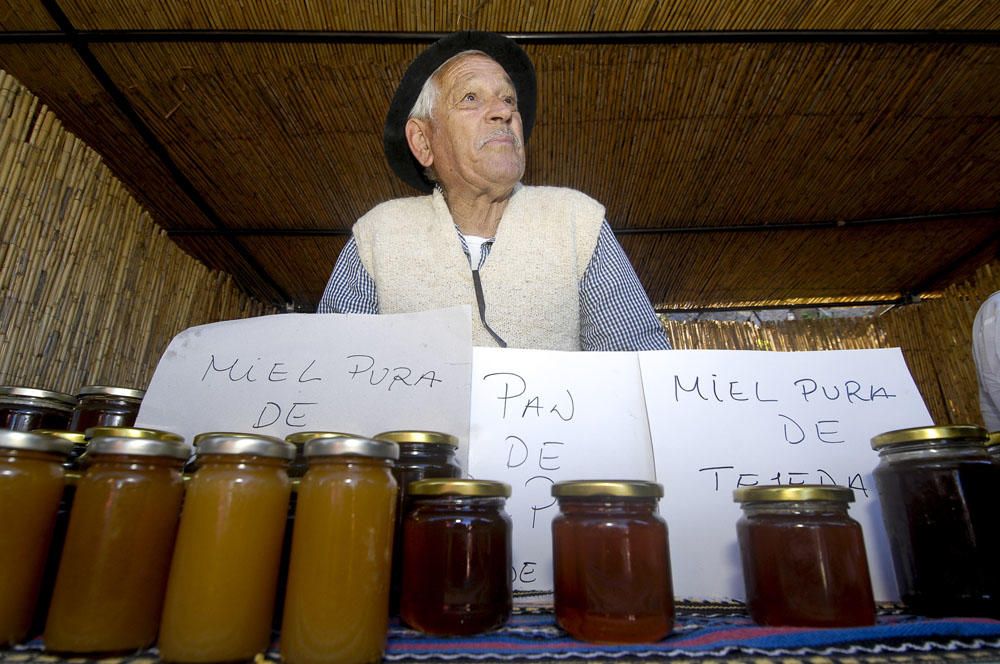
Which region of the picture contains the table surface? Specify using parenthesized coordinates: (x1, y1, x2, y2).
(5, 603, 1000, 663)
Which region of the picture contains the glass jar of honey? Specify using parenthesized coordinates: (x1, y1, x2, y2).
(0, 387, 75, 432)
(43, 435, 189, 655)
(987, 431, 1000, 461)
(374, 430, 462, 613)
(273, 431, 356, 636)
(281, 436, 398, 664)
(734, 485, 876, 627)
(158, 433, 294, 663)
(25, 430, 87, 638)
(69, 386, 145, 432)
(400, 479, 512, 636)
(551, 480, 674, 643)
(871, 425, 1000, 617)
(0, 431, 73, 646)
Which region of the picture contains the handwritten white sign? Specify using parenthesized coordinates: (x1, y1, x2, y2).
(136, 307, 473, 465)
(468, 348, 655, 593)
(638, 348, 933, 601)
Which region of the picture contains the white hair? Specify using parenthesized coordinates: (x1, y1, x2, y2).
(408, 50, 489, 121)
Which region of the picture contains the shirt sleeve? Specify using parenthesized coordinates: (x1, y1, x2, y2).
(316, 237, 379, 314)
(972, 291, 1000, 430)
(579, 221, 671, 351)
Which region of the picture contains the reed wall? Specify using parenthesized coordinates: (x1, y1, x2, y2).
(0, 70, 275, 394)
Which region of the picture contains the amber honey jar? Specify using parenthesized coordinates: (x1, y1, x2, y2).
(375, 430, 462, 613)
(0, 386, 75, 432)
(158, 433, 294, 663)
(25, 430, 87, 638)
(871, 425, 1000, 617)
(400, 479, 512, 636)
(281, 436, 398, 664)
(69, 386, 145, 432)
(734, 485, 875, 627)
(551, 480, 674, 643)
(0, 431, 73, 646)
(43, 435, 189, 655)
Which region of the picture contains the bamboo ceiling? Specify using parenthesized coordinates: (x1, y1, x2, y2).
(2, 0, 999, 310)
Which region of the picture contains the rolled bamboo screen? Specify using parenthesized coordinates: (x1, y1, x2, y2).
(0, 69, 275, 394)
(0, 67, 994, 426)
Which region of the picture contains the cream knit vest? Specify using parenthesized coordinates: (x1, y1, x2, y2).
(353, 185, 604, 350)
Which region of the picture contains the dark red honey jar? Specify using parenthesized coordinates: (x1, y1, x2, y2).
(400, 479, 511, 636)
(551, 480, 674, 643)
(734, 484, 876, 627)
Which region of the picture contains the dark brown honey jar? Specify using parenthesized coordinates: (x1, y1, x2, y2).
(69, 386, 145, 432)
(0, 387, 75, 432)
(43, 435, 189, 655)
(871, 425, 1000, 617)
(734, 484, 875, 627)
(0, 431, 73, 646)
(374, 430, 462, 613)
(400, 479, 512, 636)
(552, 480, 674, 643)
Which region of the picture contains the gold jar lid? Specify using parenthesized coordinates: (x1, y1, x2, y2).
(0, 386, 76, 407)
(0, 430, 74, 455)
(870, 425, 988, 450)
(304, 436, 399, 460)
(733, 484, 855, 503)
(32, 429, 87, 444)
(76, 385, 146, 400)
(986, 431, 1000, 449)
(193, 432, 295, 460)
(552, 480, 663, 498)
(408, 478, 510, 497)
(374, 430, 458, 447)
(285, 431, 357, 447)
(89, 435, 191, 460)
(84, 426, 184, 443)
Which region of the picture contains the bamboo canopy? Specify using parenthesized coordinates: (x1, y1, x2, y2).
(1, 0, 997, 309)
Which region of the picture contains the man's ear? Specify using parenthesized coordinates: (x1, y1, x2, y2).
(405, 118, 434, 168)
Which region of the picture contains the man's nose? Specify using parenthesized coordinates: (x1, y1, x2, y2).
(487, 96, 513, 122)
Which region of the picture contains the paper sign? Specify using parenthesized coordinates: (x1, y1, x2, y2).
(136, 307, 473, 465)
(638, 348, 933, 601)
(468, 348, 655, 593)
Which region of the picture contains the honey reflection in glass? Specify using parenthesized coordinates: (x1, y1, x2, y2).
(158, 454, 290, 662)
(280, 455, 396, 664)
(43, 454, 185, 654)
(0, 448, 66, 645)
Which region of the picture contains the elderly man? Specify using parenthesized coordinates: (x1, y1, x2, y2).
(318, 31, 670, 351)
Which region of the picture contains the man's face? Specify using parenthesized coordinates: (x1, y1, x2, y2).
(420, 54, 526, 195)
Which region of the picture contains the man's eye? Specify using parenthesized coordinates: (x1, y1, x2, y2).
(504, 96, 516, 106)
(463, 93, 477, 102)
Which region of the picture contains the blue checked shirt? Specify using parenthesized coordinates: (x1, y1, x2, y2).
(317, 220, 671, 351)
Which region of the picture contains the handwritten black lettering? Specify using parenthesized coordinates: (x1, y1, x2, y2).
(298, 359, 321, 383)
(389, 367, 413, 391)
(482, 372, 527, 418)
(346, 354, 375, 378)
(729, 381, 748, 401)
(413, 371, 442, 388)
(506, 436, 528, 468)
(268, 363, 288, 382)
(675, 375, 707, 401)
(254, 402, 281, 428)
(787, 472, 809, 486)
(517, 562, 537, 584)
(848, 473, 870, 497)
(550, 391, 575, 422)
(845, 380, 866, 403)
(710, 374, 724, 403)
(795, 378, 818, 402)
(778, 413, 806, 444)
(755, 382, 778, 402)
(537, 442, 564, 471)
(815, 420, 844, 444)
(737, 473, 759, 487)
(284, 402, 315, 427)
(523, 396, 543, 417)
(525, 475, 556, 528)
(817, 468, 836, 484)
(698, 465, 735, 491)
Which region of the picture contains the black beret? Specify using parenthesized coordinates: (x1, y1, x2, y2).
(383, 31, 537, 193)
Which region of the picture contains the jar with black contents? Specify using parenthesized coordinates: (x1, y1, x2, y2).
(0, 387, 75, 432)
(69, 386, 145, 432)
(0, 431, 73, 646)
(734, 485, 875, 627)
(374, 430, 462, 613)
(552, 480, 674, 643)
(871, 425, 1000, 617)
(400, 479, 512, 636)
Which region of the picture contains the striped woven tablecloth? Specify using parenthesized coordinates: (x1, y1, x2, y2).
(5, 603, 1000, 663)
